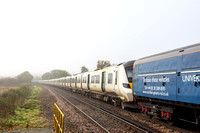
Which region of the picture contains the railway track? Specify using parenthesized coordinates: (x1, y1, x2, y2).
(48, 86, 158, 133)
(70, 90, 193, 133)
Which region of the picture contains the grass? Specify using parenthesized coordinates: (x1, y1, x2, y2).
(0, 86, 49, 131)
(0, 87, 18, 95)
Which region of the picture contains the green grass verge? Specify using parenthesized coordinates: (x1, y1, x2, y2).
(0, 86, 49, 131)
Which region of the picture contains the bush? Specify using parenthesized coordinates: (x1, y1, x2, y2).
(0, 86, 47, 130)
(0, 86, 32, 118)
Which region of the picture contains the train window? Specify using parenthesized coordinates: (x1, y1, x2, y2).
(91, 76, 94, 83)
(96, 75, 100, 83)
(108, 73, 113, 84)
(94, 76, 96, 83)
(84, 77, 86, 83)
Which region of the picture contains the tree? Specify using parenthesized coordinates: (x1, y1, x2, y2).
(81, 66, 89, 73)
(16, 71, 33, 83)
(41, 72, 52, 80)
(51, 70, 71, 79)
(97, 60, 111, 69)
(42, 69, 71, 80)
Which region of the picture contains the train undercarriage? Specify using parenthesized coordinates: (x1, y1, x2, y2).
(136, 96, 200, 125)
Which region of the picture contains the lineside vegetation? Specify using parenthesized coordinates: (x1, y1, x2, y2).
(0, 86, 48, 131)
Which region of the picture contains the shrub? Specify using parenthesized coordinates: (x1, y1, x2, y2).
(0, 86, 32, 118)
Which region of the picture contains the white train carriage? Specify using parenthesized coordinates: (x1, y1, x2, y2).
(81, 72, 90, 91)
(59, 77, 65, 87)
(75, 74, 82, 91)
(70, 75, 77, 90)
(86, 61, 135, 108)
(52, 79, 57, 86)
(57, 78, 63, 87)
(39, 60, 135, 108)
(65, 76, 71, 88)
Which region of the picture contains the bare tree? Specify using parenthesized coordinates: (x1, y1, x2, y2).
(97, 60, 111, 69)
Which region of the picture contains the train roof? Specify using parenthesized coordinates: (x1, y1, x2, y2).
(135, 42, 200, 63)
(123, 60, 135, 67)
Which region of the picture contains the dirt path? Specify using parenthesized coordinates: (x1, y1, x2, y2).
(38, 86, 57, 129)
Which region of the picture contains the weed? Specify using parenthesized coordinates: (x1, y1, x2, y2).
(0, 86, 49, 131)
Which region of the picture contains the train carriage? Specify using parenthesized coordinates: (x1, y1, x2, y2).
(76, 73, 83, 91)
(81, 72, 90, 91)
(133, 43, 200, 124)
(70, 76, 76, 89)
(39, 61, 135, 108)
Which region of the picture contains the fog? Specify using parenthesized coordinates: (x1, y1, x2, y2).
(0, 0, 200, 77)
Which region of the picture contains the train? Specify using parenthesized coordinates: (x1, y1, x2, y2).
(39, 43, 200, 125)
(39, 60, 135, 109)
(133, 43, 200, 124)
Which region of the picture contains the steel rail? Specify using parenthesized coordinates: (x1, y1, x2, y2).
(53, 90, 110, 133)
(51, 87, 157, 133)
(66, 91, 157, 133)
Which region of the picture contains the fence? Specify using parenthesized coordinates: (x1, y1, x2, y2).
(53, 103, 64, 133)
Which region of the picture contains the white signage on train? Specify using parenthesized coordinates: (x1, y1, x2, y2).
(143, 77, 170, 83)
(182, 75, 200, 82)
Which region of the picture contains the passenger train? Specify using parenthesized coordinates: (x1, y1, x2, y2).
(39, 60, 135, 109)
(39, 43, 200, 125)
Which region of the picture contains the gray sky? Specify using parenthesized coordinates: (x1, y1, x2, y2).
(0, 0, 200, 77)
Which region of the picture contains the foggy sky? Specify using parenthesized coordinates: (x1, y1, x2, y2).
(0, 0, 200, 77)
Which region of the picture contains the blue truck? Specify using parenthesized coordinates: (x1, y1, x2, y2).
(133, 43, 200, 124)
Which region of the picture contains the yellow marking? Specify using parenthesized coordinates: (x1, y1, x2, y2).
(90, 68, 113, 74)
(182, 49, 200, 55)
(136, 49, 200, 65)
(136, 54, 179, 65)
(129, 83, 133, 90)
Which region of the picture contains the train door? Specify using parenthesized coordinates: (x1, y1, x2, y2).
(87, 74, 90, 90)
(101, 72, 106, 92)
(176, 52, 182, 102)
(75, 77, 77, 88)
(81, 75, 83, 89)
(114, 70, 118, 91)
(177, 48, 200, 104)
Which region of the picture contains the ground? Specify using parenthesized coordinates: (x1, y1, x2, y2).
(38, 86, 56, 130)
(38, 85, 102, 132)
